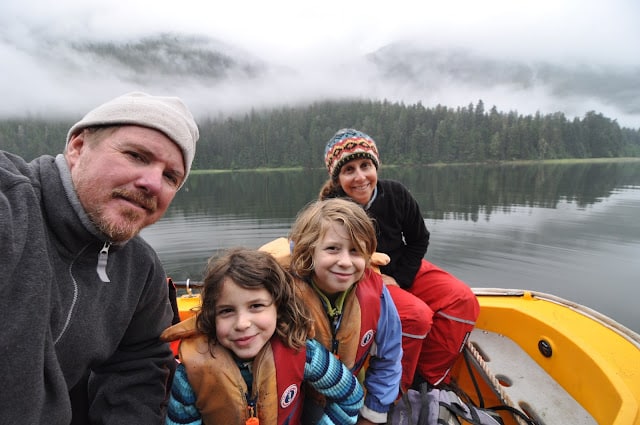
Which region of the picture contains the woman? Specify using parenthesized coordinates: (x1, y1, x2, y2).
(320, 128, 480, 388)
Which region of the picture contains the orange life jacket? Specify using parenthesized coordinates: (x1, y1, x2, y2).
(179, 334, 306, 425)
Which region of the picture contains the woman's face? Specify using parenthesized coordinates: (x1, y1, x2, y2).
(337, 158, 377, 205)
(214, 277, 277, 361)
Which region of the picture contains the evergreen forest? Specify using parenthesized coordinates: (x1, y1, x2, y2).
(2, 99, 639, 169)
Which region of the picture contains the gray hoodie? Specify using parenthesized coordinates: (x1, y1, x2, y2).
(0, 151, 174, 424)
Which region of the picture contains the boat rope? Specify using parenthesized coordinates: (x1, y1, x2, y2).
(464, 340, 531, 425)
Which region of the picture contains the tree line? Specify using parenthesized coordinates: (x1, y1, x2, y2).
(2, 99, 639, 167)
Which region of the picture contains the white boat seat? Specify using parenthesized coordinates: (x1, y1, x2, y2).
(468, 329, 597, 425)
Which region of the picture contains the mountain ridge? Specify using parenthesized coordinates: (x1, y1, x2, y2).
(3, 31, 639, 128)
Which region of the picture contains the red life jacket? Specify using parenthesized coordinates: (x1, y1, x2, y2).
(297, 268, 383, 374)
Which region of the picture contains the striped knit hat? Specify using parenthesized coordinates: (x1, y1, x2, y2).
(324, 128, 380, 179)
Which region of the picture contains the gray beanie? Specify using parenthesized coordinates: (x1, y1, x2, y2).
(66, 91, 199, 184)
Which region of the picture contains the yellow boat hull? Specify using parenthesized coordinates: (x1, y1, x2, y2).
(453, 289, 640, 425)
(176, 287, 640, 424)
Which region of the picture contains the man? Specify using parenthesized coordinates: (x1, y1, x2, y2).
(0, 92, 199, 424)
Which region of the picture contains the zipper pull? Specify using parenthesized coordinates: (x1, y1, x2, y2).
(332, 313, 341, 330)
(331, 313, 342, 354)
(246, 394, 259, 425)
(97, 242, 111, 282)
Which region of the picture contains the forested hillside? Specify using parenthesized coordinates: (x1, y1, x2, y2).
(2, 99, 639, 169)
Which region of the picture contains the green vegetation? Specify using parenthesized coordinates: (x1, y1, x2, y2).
(2, 99, 639, 167)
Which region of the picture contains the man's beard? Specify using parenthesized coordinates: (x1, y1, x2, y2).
(87, 188, 158, 243)
(90, 207, 142, 242)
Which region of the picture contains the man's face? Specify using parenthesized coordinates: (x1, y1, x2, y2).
(65, 125, 185, 242)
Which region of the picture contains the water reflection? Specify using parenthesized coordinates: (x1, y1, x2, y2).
(142, 160, 640, 332)
(166, 161, 640, 218)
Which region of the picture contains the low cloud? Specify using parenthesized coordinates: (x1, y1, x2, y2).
(1, 0, 639, 128)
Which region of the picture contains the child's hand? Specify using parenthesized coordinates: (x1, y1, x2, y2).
(371, 252, 390, 266)
(381, 274, 399, 287)
(370, 252, 391, 274)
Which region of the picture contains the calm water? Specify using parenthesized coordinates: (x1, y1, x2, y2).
(141, 160, 640, 333)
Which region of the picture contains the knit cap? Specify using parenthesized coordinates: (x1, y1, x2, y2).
(66, 92, 199, 185)
(324, 128, 380, 179)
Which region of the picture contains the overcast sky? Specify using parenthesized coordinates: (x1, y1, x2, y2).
(2, 0, 639, 127)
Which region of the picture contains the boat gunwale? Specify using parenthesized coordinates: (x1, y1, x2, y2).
(472, 287, 640, 349)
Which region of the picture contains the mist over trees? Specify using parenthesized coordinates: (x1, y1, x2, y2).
(2, 99, 639, 168)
